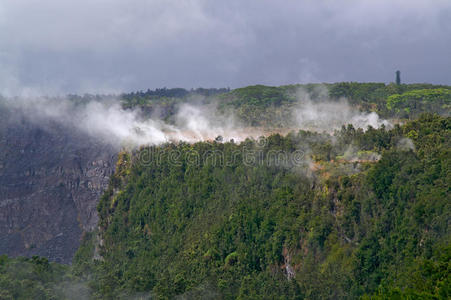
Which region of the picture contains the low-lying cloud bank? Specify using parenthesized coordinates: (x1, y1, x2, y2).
(2, 97, 253, 147)
(1, 89, 392, 148)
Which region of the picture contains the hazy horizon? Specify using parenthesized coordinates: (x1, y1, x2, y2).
(1, 0, 450, 96)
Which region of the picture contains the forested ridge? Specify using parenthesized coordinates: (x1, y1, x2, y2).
(75, 114, 449, 299)
(120, 83, 451, 126)
(1, 82, 450, 299)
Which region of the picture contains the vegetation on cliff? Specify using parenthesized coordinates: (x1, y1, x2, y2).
(71, 114, 450, 299)
(0, 255, 89, 300)
(2, 81, 451, 299)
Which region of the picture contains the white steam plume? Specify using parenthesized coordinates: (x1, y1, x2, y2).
(397, 137, 415, 151)
(1, 97, 258, 148)
(1, 85, 393, 149)
(3, 97, 171, 147)
(293, 88, 391, 131)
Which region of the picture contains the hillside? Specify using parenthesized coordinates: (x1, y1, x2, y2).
(0, 105, 116, 263)
(0, 83, 450, 299)
(73, 114, 450, 299)
(120, 83, 451, 127)
(2, 1, 451, 298)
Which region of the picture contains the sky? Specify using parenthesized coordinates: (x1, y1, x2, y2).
(0, 0, 450, 95)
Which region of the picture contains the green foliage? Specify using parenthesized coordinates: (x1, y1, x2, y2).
(72, 232, 97, 277)
(4, 82, 451, 299)
(3, 114, 449, 299)
(120, 83, 451, 128)
(0, 255, 88, 300)
(329, 82, 451, 118)
(75, 114, 450, 299)
(215, 84, 299, 126)
(387, 89, 451, 118)
(3, 113, 448, 299)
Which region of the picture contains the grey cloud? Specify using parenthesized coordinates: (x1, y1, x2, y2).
(0, 0, 450, 95)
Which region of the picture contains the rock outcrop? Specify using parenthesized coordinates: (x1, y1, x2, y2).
(0, 107, 116, 263)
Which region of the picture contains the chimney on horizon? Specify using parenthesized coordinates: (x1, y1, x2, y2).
(396, 70, 401, 85)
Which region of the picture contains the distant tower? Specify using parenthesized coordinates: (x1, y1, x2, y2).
(396, 70, 401, 85)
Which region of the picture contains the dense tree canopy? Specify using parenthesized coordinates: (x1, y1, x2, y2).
(2, 82, 450, 299)
(71, 114, 450, 299)
(120, 83, 451, 126)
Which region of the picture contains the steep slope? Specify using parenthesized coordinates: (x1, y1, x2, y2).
(77, 114, 450, 299)
(0, 107, 116, 263)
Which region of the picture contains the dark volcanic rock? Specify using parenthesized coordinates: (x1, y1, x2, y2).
(0, 106, 116, 263)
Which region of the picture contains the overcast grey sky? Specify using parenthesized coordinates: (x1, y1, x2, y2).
(1, 0, 450, 95)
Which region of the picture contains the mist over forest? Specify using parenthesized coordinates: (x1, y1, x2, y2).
(1, 1, 450, 299)
(1, 83, 450, 299)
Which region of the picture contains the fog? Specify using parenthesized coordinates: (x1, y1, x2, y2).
(293, 88, 391, 131)
(1, 89, 391, 148)
(2, 97, 251, 147)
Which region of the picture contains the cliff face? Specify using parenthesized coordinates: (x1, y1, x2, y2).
(0, 108, 116, 263)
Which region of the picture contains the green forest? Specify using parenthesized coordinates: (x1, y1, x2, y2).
(80, 114, 448, 299)
(1, 83, 450, 299)
(120, 83, 451, 126)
